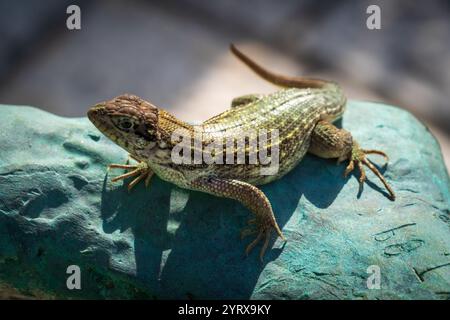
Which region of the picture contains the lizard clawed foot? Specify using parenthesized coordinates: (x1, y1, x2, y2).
(241, 216, 286, 262)
(108, 155, 153, 192)
(343, 142, 395, 200)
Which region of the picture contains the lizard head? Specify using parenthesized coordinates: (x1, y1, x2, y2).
(87, 94, 161, 153)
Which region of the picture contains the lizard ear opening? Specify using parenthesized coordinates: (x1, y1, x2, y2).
(133, 121, 159, 142)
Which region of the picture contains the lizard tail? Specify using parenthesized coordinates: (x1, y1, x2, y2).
(230, 44, 327, 89)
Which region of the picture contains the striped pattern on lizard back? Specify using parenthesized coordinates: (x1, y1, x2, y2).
(200, 84, 346, 185)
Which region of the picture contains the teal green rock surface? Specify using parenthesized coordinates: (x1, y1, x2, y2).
(0, 102, 449, 299)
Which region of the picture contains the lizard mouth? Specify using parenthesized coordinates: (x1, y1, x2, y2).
(87, 107, 116, 140)
(87, 106, 103, 124)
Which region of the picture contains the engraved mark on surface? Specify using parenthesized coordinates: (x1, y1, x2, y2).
(412, 262, 450, 282)
(373, 223, 416, 242)
(383, 239, 425, 256)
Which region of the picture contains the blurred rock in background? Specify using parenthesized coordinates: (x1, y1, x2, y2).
(0, 0, 448, 169)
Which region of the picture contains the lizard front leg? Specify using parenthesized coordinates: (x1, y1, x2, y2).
(308, 120, 395, 199)
(108, 154, 154, 191)
(190, 176, 286, 262)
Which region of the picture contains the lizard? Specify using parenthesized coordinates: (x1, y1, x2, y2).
(87, 44, 395, 262)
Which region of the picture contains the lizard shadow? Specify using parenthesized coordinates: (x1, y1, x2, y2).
(100, 173, 174, 294)
(153, 153, 355, 299)
(155, 189, 285, 299)
(99, 148, 386, 299)
(356, 164, 391, 199)
(100, 171, 285, 299)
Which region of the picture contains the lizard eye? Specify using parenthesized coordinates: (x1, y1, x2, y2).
(116, 119, 133, 130)
(120, 120, 132, 129)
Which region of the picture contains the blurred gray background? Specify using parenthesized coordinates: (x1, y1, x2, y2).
(0, 0, 449, 170)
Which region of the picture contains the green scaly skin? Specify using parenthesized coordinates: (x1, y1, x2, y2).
(87, 45, 394, 261)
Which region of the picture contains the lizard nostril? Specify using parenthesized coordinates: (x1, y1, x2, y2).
(87, 106, 104, 121)
(87, 109, 96, 121)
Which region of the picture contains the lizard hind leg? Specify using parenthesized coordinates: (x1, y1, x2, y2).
(309, 120, 395, 200)
(108, 155, 154, 191)
(190, 176, 286, 262)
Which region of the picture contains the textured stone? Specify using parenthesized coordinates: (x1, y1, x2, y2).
(0, 102, 449, 299)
